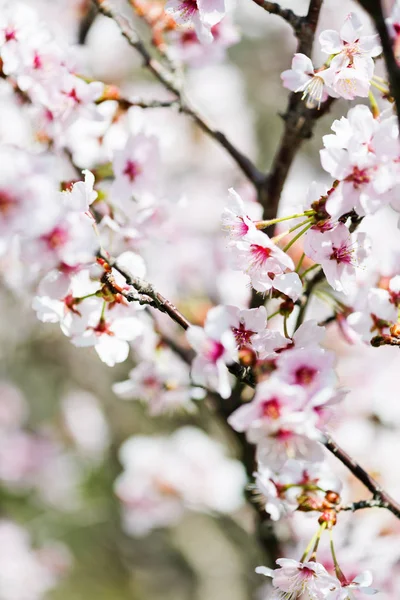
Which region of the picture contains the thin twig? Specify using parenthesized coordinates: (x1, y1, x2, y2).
(324, 435, 400, 519)
(92, 0, 264, 186)
(100, 249, 400, 520)
(340, 498, 385, 512)
(251, 1, 302, 32)
(257, 0, 334, 224)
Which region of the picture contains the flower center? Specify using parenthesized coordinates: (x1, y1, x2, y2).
(250, 244, 272, 269)
(123, 160, 141, 182)
(178, 0, 198, 19)
(261, 398, 281, 419)
(330, 243, 353, 265)
(205, 340, 225, 363)
(232, 322, 255, 348)
(41, 226, 69, 250)
(294, 366, 317, 386)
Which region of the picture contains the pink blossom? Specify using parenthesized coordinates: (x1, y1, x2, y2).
(304, 224, 371, 294)
(165, 0, 226, 44)
(276, 346, 336, 398)
(326, 570, 378, 598)
(256, 558, 338, 598)
(252, 319, 325, 359)
(222, 188, 259, 241)
(232, 228, 302, 300)
(220, 304, 267, 350)
(186, 305, 238, 398)
(111, 133, 161, 202)
(281, 53, 332, 108)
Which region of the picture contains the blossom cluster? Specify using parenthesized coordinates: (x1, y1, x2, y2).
(2, 0, 400, 598)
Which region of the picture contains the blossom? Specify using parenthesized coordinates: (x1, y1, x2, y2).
(276, 346, 336, 398)
(111, 133, 161, 202)
(256, 559, 338, 598)
(304, 224, 370, 294)
(320, 105, 398, 218)
(320, 12, 380, 76)
(326, 571, 378, 598)
(221, 188, 259, 241)
(165, 0, 226, 44)
(115, 427, 245, 536)
(232, 228, 302, 300)
(112, 347, 195, 415)
(255, 459, 342, 521)
(252, 319, 325, 359)
(281, 53, 332, 108)
(186, 305, 237, 398)
(218, 304, 267, 350)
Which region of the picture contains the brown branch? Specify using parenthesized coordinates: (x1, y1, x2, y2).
(324, 435, 400, 520)
(257, 0, 334, 223)
(251, 1, 302, 32)
(92, 0, 264, 186)
(358, 0, 400, 131)
(99, 249, 400, 521)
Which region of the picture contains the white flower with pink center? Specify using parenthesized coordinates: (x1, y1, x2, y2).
(320, 105, 397, 218)
(221, 188, 260, 241)
(326, 570, 378, 598)
(186, 305, 238, 398)
(165, 0, 226, 44)
(276, 346, 337, 398)
(113, 348, 194, 415)
(0, 1, 37, 74)
(61, 170, 98, 213)
(281, 53, 332, 108)
(232, 228, 302, 300)
(218, 304, 267, 351)
(112, 133, 161, 202)
(252, 319, 325, 359)
(319, 13, 381, 87)
(304, 224, 370, 294)
(228, 378, 305, 435)
(255, 459, 342, 521)
(256, 559, 339, 598)
(169, 17, 239, 67)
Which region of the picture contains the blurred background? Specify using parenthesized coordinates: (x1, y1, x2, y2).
(2, 0, 400, 599)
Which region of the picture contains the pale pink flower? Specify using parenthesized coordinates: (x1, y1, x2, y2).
(165, 0, 226, 44)
(113, 348, 194, 415)
(304, 224, 370, 294)
(326, 570, 378, 598)
(252, 319, 325, 359)
(227, 378, 304, 435)
(276, 346, 337, 398)
(186, 305, 238, 398)
(111, 133, 161, 202)
(220, 304, 267, 350)
(281, 53, 332, 108)
(221, 188, 259, 241)
(319, 12, 381, 76)
(169, 17, 239, 67)
(256, 558, 338, 598)
(232, 228, 302, 300)
(61, 170, 98, 213)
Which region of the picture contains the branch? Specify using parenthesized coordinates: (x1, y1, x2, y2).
(340, 498, 386, 512)
(92, 0, 264, 186)
(257, 0, 334, 223)
(251, 1, 302, 32)
(358, 0, 400, 130)
(324, 435, 400, 519)
(99, 249, 400, 521)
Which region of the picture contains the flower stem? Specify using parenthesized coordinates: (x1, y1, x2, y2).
(309, 522, 326, 561)
(283, 315, 290, 339)
(368, 90, 380, 118)
(301, 263, 320, 279)
(256, 211, 314, 230)
(295, 252, 306, 273)
(329, 529, 346, 583)
(282, 222, 313, 252)
(300, 529, 320, 563)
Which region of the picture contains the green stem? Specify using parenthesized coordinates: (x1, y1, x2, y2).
(283, 315, 290, 339)
(100, 299, 107, 321)
(295, 252, 306, 273)
(283, 222, 313, 252)
(256, 211, 314, 230)
(268, 308, 281, 320)
(370, 79, 390, 95)
(309, 522, 326, 561)
(300, 529, 320, 563)
(329, 529, 346, 583)
(301, 263, 320, 279)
